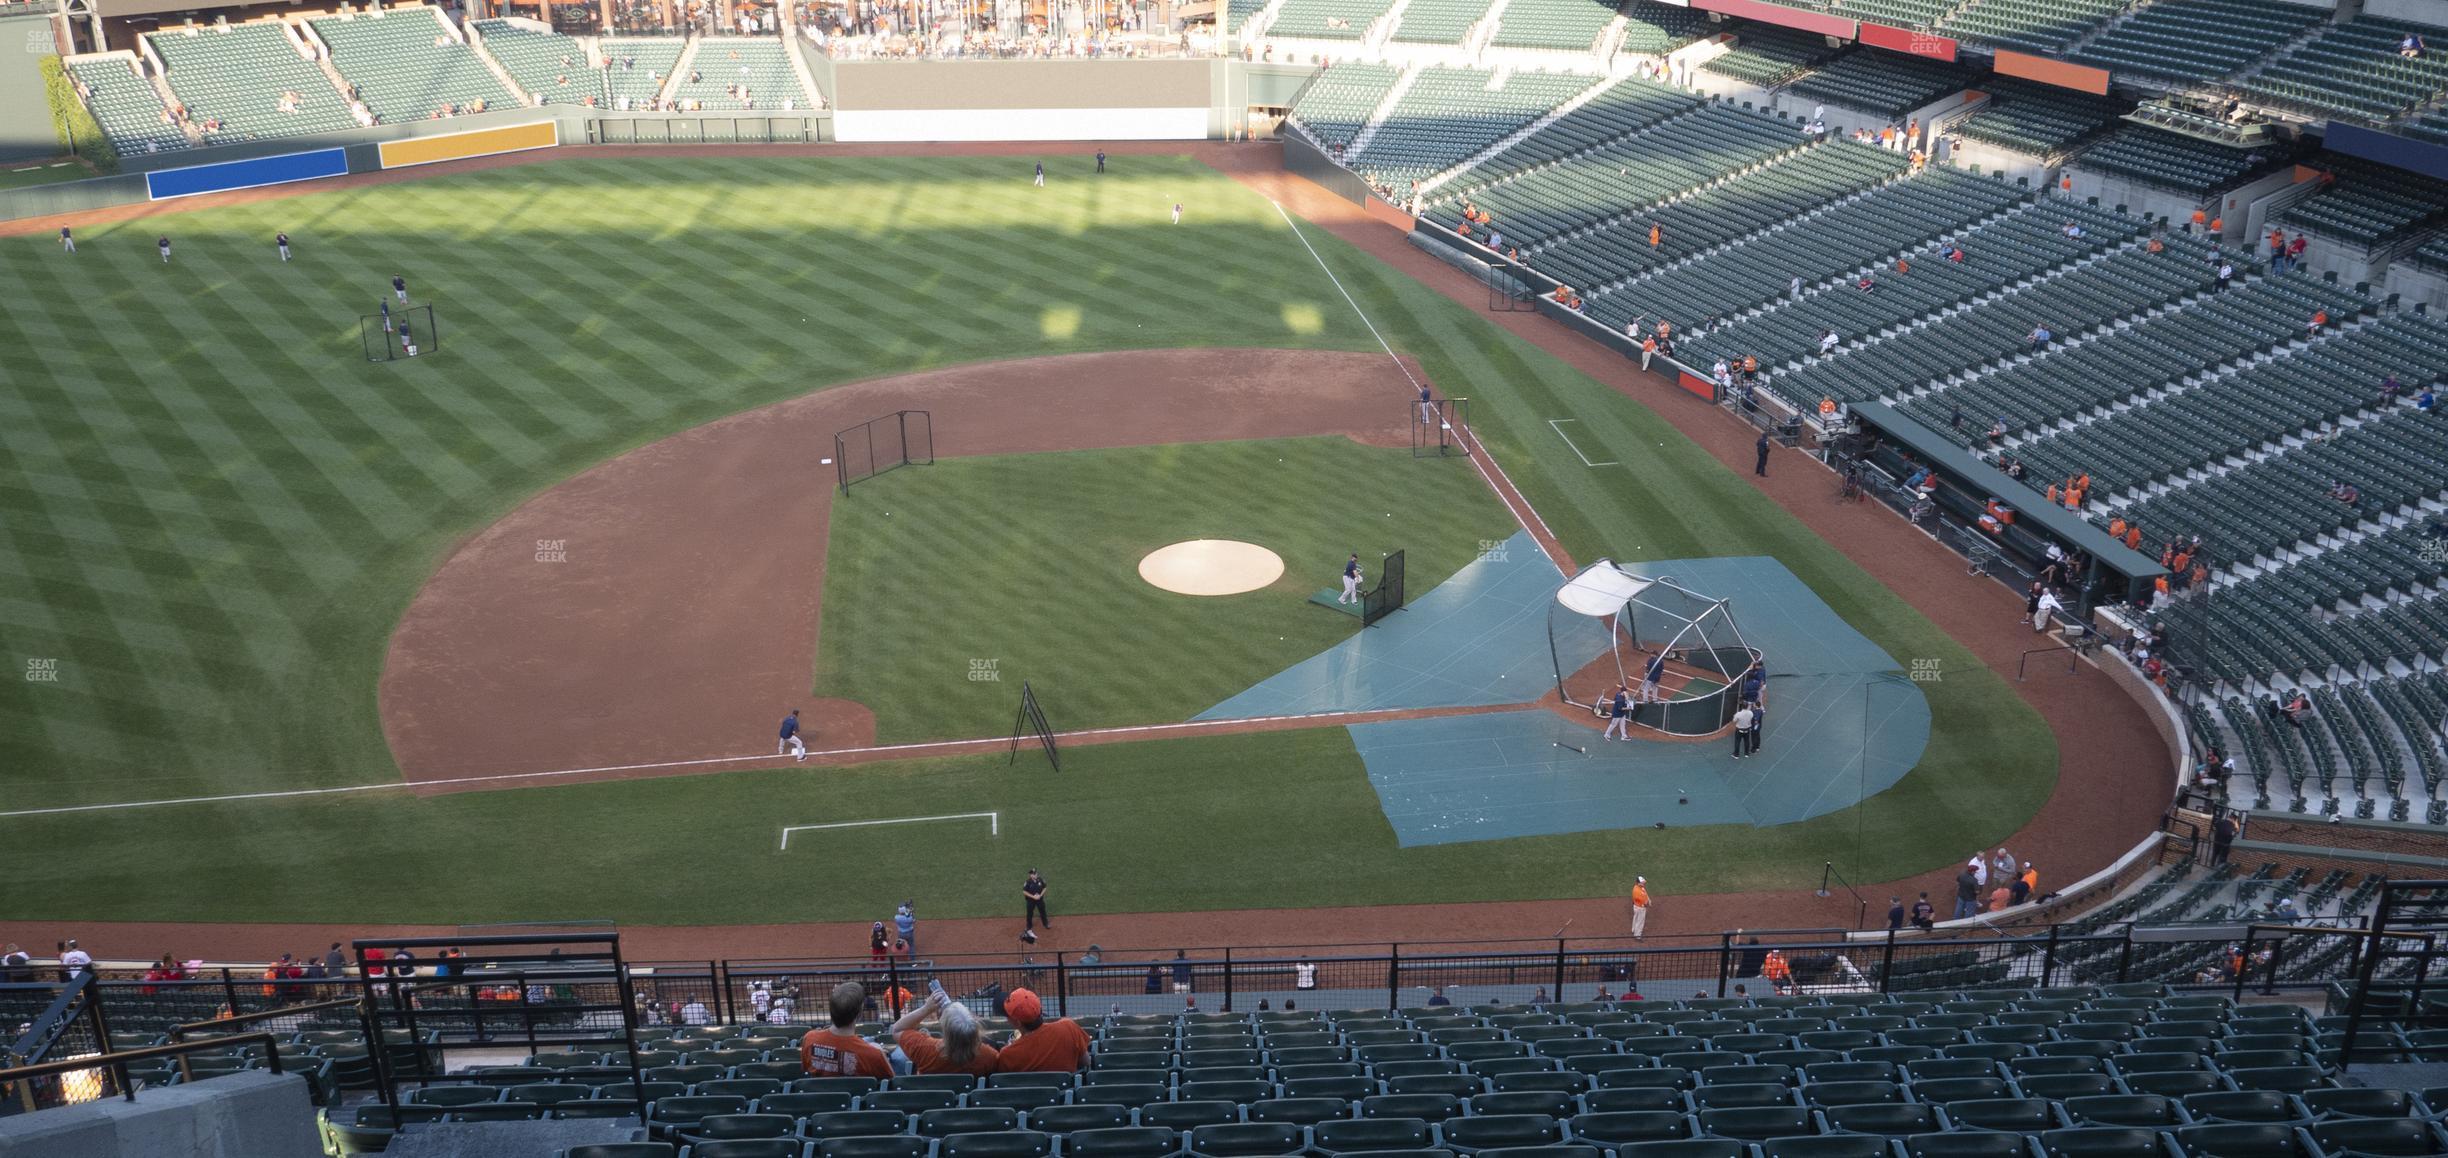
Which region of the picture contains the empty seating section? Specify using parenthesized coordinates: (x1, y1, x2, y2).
(2410, 108, 2448, 147)
(1826, 0, 1951, 32)
(1492, 0, 1625, 52)
(1950, 79, 2124, 160)
(149, 22, 356, 143)
(2073, 0, 2324, 84)
(365, 999, 2448, 1158)
(1393, 0, 1495, 44)
(1545, 142, 1909, 303)
(1901, 272, 2369, 442)
(1786, 50, 1976, 119)
(1534, 142, 1908, 317)
(2115, 405, 2447, 570)
(2011, 295, 2424, 500)
(1761, 217, 2203, 408)
(1701, 25, 1840, 89)
(2071, 126, 2264, 193)
(1353, 69, 1598, 187)
(1462, 77, 1699, 182)
(2280, 160, 2448, 249)
(472, 20, 597, 105)
(313, 9, 517, 123)
(1226, 0, 1268, 32)
(1601, 168, 2025, 329)
(65, 57, 187, 154)
(600, 39, 687, 107)
(1688, 201, 2129, 398)
(1616, 1, 1713, 54)
(668, 38, 815, 110)
(1938, 0, 2127, 54)
(1289, 62, 1401, 150)
(2237, 17, 2448, 124)
(1429, 105, 1795, 241)
(1268, 0, 1397, 40)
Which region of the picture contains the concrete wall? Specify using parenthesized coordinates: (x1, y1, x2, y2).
(0, 1070, 320, 1158)
(2367, 0, 2448, 29)
(2385, 261, 2448, 312)
(0, 13, 63, 163)
(829, 57, 1216, 141)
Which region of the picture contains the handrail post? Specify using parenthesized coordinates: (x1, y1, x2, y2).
(219, 968, 240, 1022)
(1717, 933, 1733, 999)
(2040, 925, 2059, 988)
(2115, 929, 2135, 983)
(2262, 930, 2289, 997)
(1879, 931, 1897, 994)
(1055, 952, 1069, 1019)
(885, 954, 901, 1019)
(1817, 862, 1832, 899)
(1224, 948, 1234, 1013)
(1554, 940, 1567, 1002)
(2232, 927, 2255, 1003)
(1387, 944, 1400, 1011)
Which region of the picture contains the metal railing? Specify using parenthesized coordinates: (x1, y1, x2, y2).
(0, 1033, 281, 1114)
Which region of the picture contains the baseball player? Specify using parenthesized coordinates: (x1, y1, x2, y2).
(1339, 553, 1363, 604)
(392, 273, 408, 303)
(1033, 162, 1044, 188)
(1417, 384, 1437, 425)
(157, 236, 171, 263)
(1172, 202, 1182, 224)
(58, 226, 73, 254)
(1640, 652, 1666, 702)
(1604, 685, 1632, 741)
(380, 300, 393, 333)
(399, 324, 419, 358)
(779, 709, 806, 760)
(276, 232, 291, 262)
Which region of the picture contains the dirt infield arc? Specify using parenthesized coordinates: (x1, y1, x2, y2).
(379, 347, 1436, 787)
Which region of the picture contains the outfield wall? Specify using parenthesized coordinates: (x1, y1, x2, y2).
(829, 59, 1216, 142)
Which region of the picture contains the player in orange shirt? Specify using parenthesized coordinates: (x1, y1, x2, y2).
(801, 982, 894, 1078)
(993, 987, 1092, 1073)
(892, 992, 1000, 1076)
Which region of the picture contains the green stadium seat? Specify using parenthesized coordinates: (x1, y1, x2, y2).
(936, 1131, 1054, 1158)
(1187, 1122, 1306, 1156)
(1140, 1101, 1238, 1130)
(2173, 1125, 2318, 1158)
(1700, 1108, 1817, 1141)
(1062, 1127, 1180, 1158)
(1762, 1136, 1897, 1158)
(1315, 1116, 1438, 1154)
(808, 1139, 925, 1158)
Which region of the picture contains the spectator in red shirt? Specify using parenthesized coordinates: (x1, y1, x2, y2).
(800, 982, 893, 1078)
(992, 987, 1091, 1073)
(892, 993, 999, 1076)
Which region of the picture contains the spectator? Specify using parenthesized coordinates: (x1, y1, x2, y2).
(1954, 865, 1981, 920)
(1886, 896, 1905, 931)
(2062, 221, 2084, 239)
(870, 922, 890, 963)
(1143, 965, 1163, 994)
(894, 903, 917, 955)
(1170, 950, 1192, 993)
(2309, 308, 2329, 334)
(2028, 324, 2052, 349)
(1426, 986, 1452, 1007)
(2404, 32, 2425, 58)
(681, 997, 710, 1025)
(1818, 329, 1839, 355)
(892, 994, 998, 1076)
(993, 987, 1091, 1072)
(2017, 863, 2039, 904)
(1988, 883, 2012, 912)
(2211, 812, 2238, 865)
(1295, 961, 1317, 990)
(1910, 893, 1935, 931)
(58, 940, 91, 979)
(2329, 480, 2360, 505)
(800, 982, 893, 1076)
(2419, 386, 2437, 412)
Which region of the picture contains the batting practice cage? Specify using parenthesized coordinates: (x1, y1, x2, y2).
(361, 304, 439, 362)
(1548, 560, 1759, 736)
(1413, 397, 1470, 458)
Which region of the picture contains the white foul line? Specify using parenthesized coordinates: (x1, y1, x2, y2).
(1546, 419, 1618, 468)
(1270, 200, 1565, 573)
(781, 811, 999, 850)
(0, 705, 1490, 819)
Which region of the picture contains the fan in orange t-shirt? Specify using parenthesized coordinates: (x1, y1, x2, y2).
(992, 987, 1092, 1073)
(800, 981, 894, 1078)
(892, 992, 1000, 1076)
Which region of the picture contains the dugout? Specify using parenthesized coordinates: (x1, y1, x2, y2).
(1849, 401, 2167, 611)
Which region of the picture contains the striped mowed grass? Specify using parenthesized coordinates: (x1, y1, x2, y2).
(0, 154, 2056, 922)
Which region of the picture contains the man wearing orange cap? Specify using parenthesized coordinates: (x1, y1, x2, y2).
(991, 987, 1092, 1073)
(800, 981, 893, 1078)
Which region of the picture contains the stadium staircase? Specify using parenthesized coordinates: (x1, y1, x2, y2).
(1343, 66, 1422, 157)
(290, 19, 358, 115)
(1238, 0, 1294, 42)
(1413, 69, 1625, 197)
(1511, 119, 1816, 256)
(1592, 159, 1911, 297)
(666, 36, 705, 105)
(1364, 0, 1415, 52)
(466, 20, 534, 106)
(1460, 0, 1510, 56)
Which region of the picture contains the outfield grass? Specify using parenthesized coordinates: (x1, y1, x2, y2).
(0, 160, 93, 191)
(817, 438, 1513, 741)
(0, 154, 2057, 923)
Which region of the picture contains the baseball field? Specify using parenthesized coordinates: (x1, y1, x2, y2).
(0, 150, 2064, 932)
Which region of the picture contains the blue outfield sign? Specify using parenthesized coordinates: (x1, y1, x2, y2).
(145, 147, 350, 201)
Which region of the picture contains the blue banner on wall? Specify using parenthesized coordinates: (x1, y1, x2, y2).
(145, 148, 350, 201)
(2323, 123, 2448, 184)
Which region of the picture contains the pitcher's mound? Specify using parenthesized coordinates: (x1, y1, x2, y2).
(1139, 540, 1286, 596)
